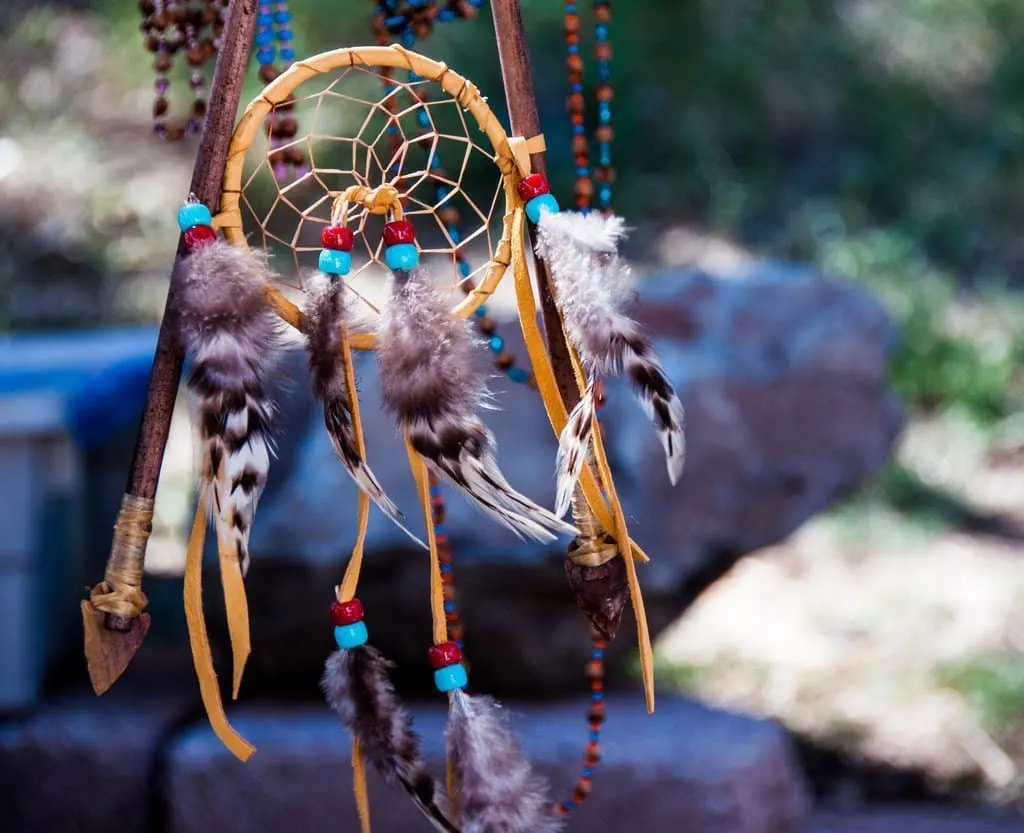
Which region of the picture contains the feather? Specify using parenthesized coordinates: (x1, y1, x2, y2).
(535, 211, 686, 487)
(175, 240, 283, 575)
(445, 690, 562, 833)
(554, 378, 595, 519)
(301, 275, 426, 548)
(377, 266, 578, 543)
(322, 648, 460, 833)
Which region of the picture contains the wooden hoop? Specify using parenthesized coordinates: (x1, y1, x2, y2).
(214, 44, 519, 351)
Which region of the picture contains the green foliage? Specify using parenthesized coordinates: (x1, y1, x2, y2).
(936, 652, 1024, 734)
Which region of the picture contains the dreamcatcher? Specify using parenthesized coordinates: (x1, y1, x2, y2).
(94, 3, 687, 831)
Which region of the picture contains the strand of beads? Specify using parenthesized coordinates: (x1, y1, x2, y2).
(141, 0, 222, 141)
(593, 0, 614, 213)
(256, 0, 305, 181)
(177, 198, 218, 250)
(563, 1, 591, 212)
(331, 597, 369, 649)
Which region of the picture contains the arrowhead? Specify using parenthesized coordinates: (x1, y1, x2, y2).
(81, 600, 150, 695)
(564, 554, 629, 642)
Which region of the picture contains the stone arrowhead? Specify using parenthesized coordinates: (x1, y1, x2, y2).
(81, 601, 150, 695)
(564, 554, 629, 642)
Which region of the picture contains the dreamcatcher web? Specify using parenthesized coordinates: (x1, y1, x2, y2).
(238, 64, 507, 316)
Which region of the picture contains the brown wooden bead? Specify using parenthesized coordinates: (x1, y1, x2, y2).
(154, 53, 172, 72)
(565, 32, 579, 46)
(596, 84, 614, 102)
(596, 42, 613, 61)
(192, 98, 207, 117)
(573, 779, 593, 799)
(587, 701, 606, 723)
(585, 660, 603, 681)
(259, 63, 280, 84)
(567, 54, 584, 74)
(494, 352, 514, 370)
(594, 3, 611, 22)
(575, 179, 594, 199)
(165, 124, 185, 141)
(564, 13, 579, 34)
(274, 115, 298, 138)
(186, 45, 205, 67)
(371, 12, 386, 34)
(164, 6, 182, 24)
(442, 584, 456, 602)
(268, 148, 286, 166)
(213, 22, 223, 37)
(448, 623, 464, 642)
(145, 34, 160, 52)
(439, 207, 459, 226)
(412, 19, 432, 38)
(567, 92, 585, 114)
(201, 38, 217, 58)
(595, 125, 614, 144)
(138, 0, 155, 13)
(201, 6, 217, 24)
(476, 317, 496, 335)
(283, 146, 306, 166)
(153, 97, 168, 117)
(572, 136, 589, 157)
(151, 13, 167, 30)
(456, 0, 478, 19)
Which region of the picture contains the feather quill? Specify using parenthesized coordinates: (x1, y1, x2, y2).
(175, 240, 282, 574)
(301, 275, 426, 548)
(322, 647, 459, 833)
(445, 690, 562, 833)
(535, 211, 685, 505)
(377, 266, 578, 543)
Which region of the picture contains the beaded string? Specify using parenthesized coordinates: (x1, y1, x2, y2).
(140, 0, 223, 141)
(255, 0, 307, 180)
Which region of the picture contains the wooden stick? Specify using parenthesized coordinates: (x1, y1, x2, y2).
(489, 0, 581, 413)
(83, 0, 260, 693)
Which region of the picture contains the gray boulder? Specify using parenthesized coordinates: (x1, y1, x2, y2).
(218, 261, 902, 698)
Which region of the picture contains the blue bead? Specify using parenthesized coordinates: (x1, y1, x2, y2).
(409, 70, 422, 82)
(280, 47, 295, 61)
(273, 10, 292, 23)
(385, 14, 404, 27)
(440, 563, 452, 572)
(583, 768, 593, 777)
(437, 184, 451, 198)
(596, 23, 609, 40)
(568, 44, 579, 54)
(431, 155, 443, 169)
(599, 101, 611, 124)
(508, 367, 528, 384)
(255, 30, 274, 45)
(489, 334, 504, 353)
(598, 64, 611, 82)
(318, 248, 352, 275)
(443, 601, 456, 612)
(599, 184, 612, 204)
(385, 243, 419, 271)
(334, 621, 368, 649)
(571, 82, 583, 93)
(257, 12, 272, 24)
(573, 123, 586, 135)
(434, 663, 468, 693)
(458, 260, 472, 278)
(526, 193, 560, 223)
(591, 692, 602, 701)
(589, 731, 601, 741)
(475, 304, 487, 317)
(438, 8, 456, 21)
(257, 47, 275, 63)
(434, 523, 446, 535)
(576, 166, 589, 177)
(177, 202, 212, 232)
(401, 29, 416, 47)
(599, 146, 612, 167)
(276, 29, 293, 41)
(417, 110, 430, 127)
(592, 648, 604, 659)
(448, 226, 461, 244)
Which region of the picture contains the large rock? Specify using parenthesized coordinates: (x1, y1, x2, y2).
(165, 695, 810, 833)
(224, 261, 902, 698)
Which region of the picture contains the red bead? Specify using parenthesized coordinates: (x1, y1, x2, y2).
(321, 226, 354, 251)
(183, 224, 217, 250)
(428, 641, 463, 669)
(331, 598, 364, 625)
(383, 220, 416, 245)
(517, 173, 550, 202)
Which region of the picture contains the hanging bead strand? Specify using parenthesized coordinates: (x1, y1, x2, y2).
(593, 0, 614, 213)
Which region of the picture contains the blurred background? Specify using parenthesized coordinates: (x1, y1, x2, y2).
(2, 1, 1024, 832)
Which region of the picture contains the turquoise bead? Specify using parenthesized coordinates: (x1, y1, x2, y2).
(385, 243, 419, 271)
(319, 248, 352, 276)
(334, 621, 368, 649)
(508, 367, 528, 384)
(489, 334, 504, 352)
(177, 202, 213, 232)
(526, 193, 559, 223)
(434, 663, 468, 693)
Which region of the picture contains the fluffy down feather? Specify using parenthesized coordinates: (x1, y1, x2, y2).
(535, 211, 685, 501)
(302, 275, 425, 548)
(445, 690, 562, 833)
(174, 240, 283, 574)
(377, 267, 578, 543)
(322, 648, 459, 833)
